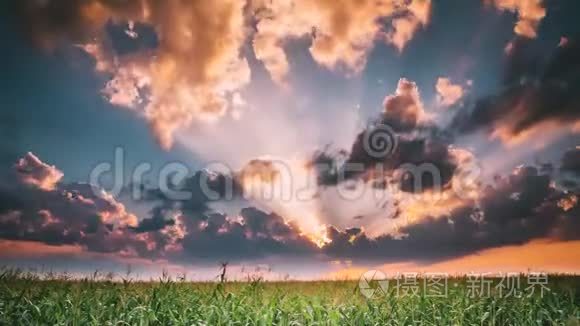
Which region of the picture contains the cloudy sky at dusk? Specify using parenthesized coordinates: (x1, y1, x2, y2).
(1, 0, 579, 280)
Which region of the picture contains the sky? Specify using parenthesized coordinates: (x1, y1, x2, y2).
(0, 0, 579, 281)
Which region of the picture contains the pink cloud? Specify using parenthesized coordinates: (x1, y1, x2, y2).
(14, 152, 63, 191)
(489, 0, 546, 38)
(435, 77, 465, 107)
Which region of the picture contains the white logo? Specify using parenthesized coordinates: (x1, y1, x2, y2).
(363, 124, 398, 159)
(359, 270, 389, 299)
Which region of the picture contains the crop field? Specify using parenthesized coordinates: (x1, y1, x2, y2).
(0, 271, 579, 325)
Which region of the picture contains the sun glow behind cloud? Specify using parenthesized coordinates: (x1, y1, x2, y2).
(238, 157, 332, 247)
(329, 240, 580, 280)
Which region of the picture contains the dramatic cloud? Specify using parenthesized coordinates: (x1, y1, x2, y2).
(452, 38, 580, 145)
(235, 157, 332, 248)
(0, 153, 152, 257)
(14, 152, 64, 191)
(0, 153, 321, 261)
(561, 147, 580, 176)
(5, 0, 580, 276)
(558, 194, 578, 213)
(559, 146, 580, 191)
(238, 159, 283, 187)
(488, 0, 547, 38)
(2, 144, 579, 264)
(323, 163, 579, 261)
(179, 208, 315, 260)
(18, 0, 435, 148)
(251, 0, 432, 85)
(135, 165, 325, 259)
(435, 77, 465, 107)
(298, 74, 579, 261)
(386, 0, 432, 52)
(382, 78, 430, 132)
(317, 78, 457, 194)
(21, 0, 251, 150)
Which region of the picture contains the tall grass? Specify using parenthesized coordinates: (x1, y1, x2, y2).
(0, 269, 578, 325)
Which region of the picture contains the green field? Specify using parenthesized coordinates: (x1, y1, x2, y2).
(1, 270, 579, 325)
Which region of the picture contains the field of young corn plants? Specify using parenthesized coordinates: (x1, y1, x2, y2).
(0, 270, 579, 325)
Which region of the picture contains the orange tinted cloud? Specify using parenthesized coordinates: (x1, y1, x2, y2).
(386, 0, 432, 52)
(12, 152, 138, 229)
(490, 118, 579, 148)
(96, 190, 139, 228)
(383, 78, 430, 128)
(25, 0, 250, 150)
(489, 0, 546, 38)
(558, 195, 578, 212)
(330, 240, 580, 279)
(14, 152, 63, 191)
(453, 36, 580, 149)
(252, 0, 432, 85)
(435, 77, 465, 107)
(0, 240, 186, 276)
(24, 0, 434, 148)
(423, 240, 580, 274)
(238, 159, 283, 186)
(0, 240, 84, 259)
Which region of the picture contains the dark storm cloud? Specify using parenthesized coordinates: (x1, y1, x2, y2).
(2, 149, 579, 263)
(345, 132, 457, 193)
(16, 0, 143, 46)
(0, 152, 319, 261)
(130, 208, 175, 233)
(179, 208, 315, 261)
(137, 170, 317, 261)
(314, 78, 458, 194)
(323, 164, 579, 261)
(561, 147, 580, 176)
(451, 37, 580, 142)
(0, 153, 318, 262)
(558, 146, 580, 192)
(307, 75, 580, 262)
(140, 169, 244, 223)
(0, 154, 159, 257)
